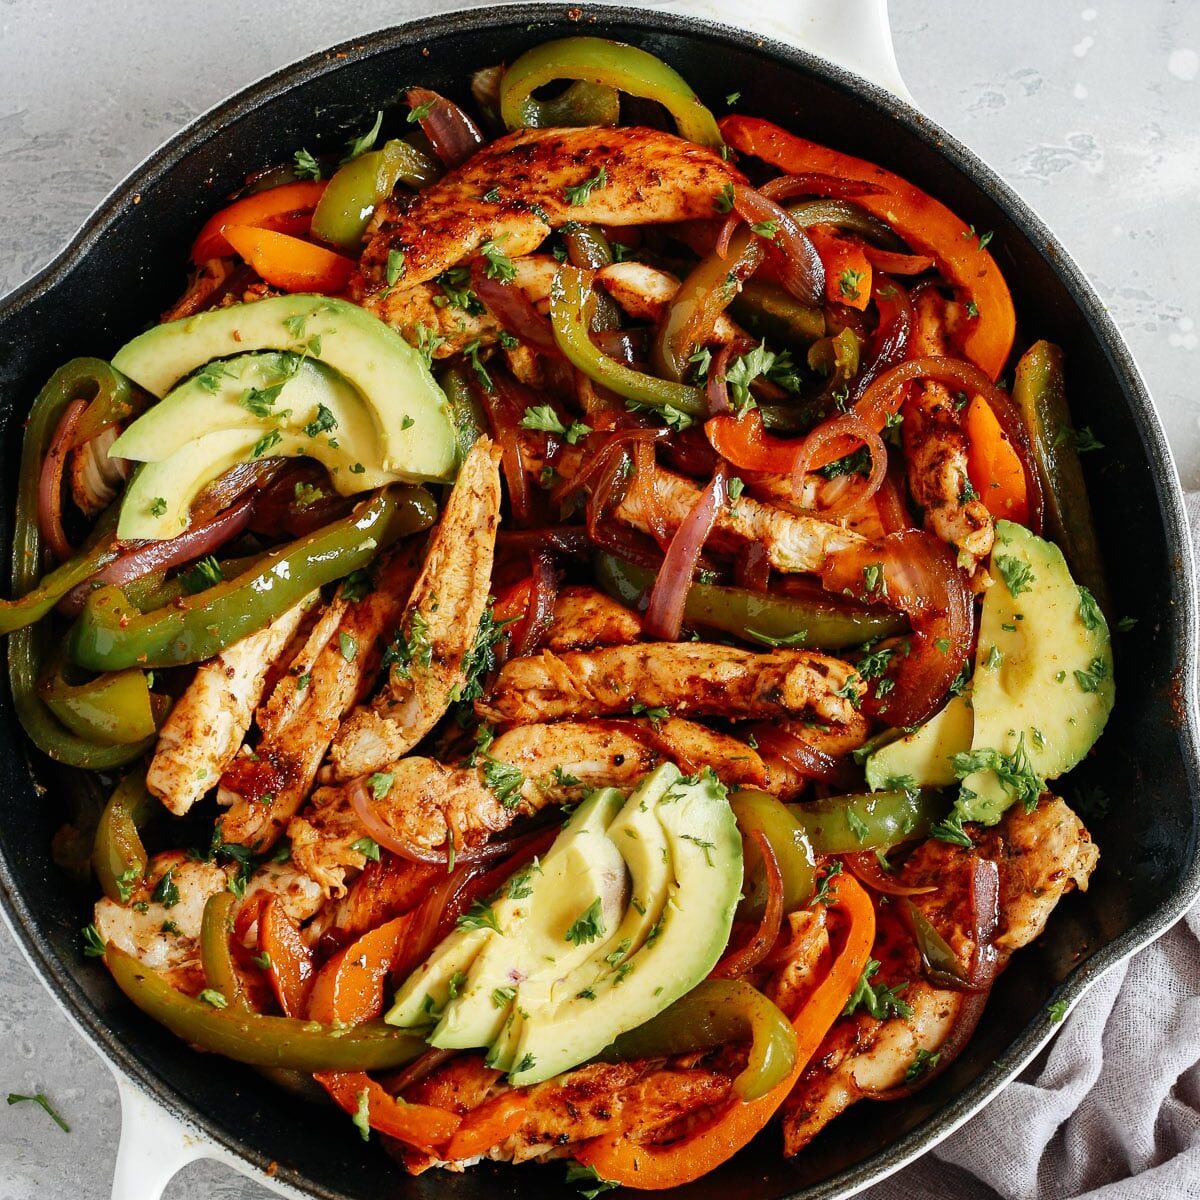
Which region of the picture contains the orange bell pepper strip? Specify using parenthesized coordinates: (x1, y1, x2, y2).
(807, 225, 872, 311)
(574, 873, 875, 1189)
(307, 914, 460, 1150)
(721, 115, 1015, 380)
(964, 394, 1030, 524)
(704, 410, 801, 476)
(441, 1092, 531, 1161)
(863, 245, 936, 276)
(190, 181, 326, 262)
(221, 224, 354, 295)
(258, 897, 315, 1018)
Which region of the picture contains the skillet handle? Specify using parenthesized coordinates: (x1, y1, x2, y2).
(110, 1072, 211, 1200)
(653, 0, 916, 105)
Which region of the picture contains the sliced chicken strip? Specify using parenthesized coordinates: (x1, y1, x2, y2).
(145, 594, 317, 816)
(289, 716, 769, 895)
(354, 126, 742, 296)
(545, 585, 642, 651)
(217, 547, 423, 851)
(755, 715, 872, 799)
(903, 289, 994, 574)
(595, 262, 741, 342)
(94, 852, 230, 994)
(329, 438, 502, 780)
(402, 1057, 733, 1173)
(781, 795, 1098, 1154)
(610, 459, 869, 576)
(476, 642, 863, 727)
(749, 472, 888, 543)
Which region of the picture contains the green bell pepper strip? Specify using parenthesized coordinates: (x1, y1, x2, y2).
(563, 223, 614, 270)
(1012, 340, 1109, 609)
(6, 362, 151, 767)
(70, 357, 145, 445)
(39, 653, 164, 746)
(200, 892, 331, 1097)
(439, 364, 488, 464)
(311, 139, 441, 250)
(0, 362, 125, 637)
(66, 485, 437, 671)
(730, 789, 815, 918)
(593, 551, 908, 650)
(903, 899, 970, 988)
(92, 767, 155, 904)
(551, 265, 707, 417)
(652, 226, 763, 383)
(201, 891, 248, 1009)
(104, 944, 428, 1071)
(508, 78, 620, 129)
(599, 979, 797, 1101)
(499, 37, 721, 147)
(788, 788, 947, 854)
(730, 279, 826, 348)
(786, 199, 908, 251)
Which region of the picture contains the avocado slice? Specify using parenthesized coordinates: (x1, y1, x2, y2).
(958, 519, 1114, 822)
(113, 355, 401, 540)
(865, 693, 973, 791)
(507, 765, 741, 1087)
(384, 788, 627, 1033)
(429, 788, 629, 1053)
(110, 295, 456, 483)
(489, 765, 678, 1073)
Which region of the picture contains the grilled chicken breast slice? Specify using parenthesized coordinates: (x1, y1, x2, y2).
(93, 852, 230, 993)
(354, 126, 742, 296)
(402, 1057, 733, 1172)
(476, 642, 863, 727)
(781, 795, 1098, 1154)
(545, 585, 642, 651)
(218, 548, 422, 850)
(613, 459, 869, 575)
(145, 594, 317, 816)
(330, 438, 502, 780)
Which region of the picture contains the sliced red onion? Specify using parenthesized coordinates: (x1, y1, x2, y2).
(643, 461, 728, 641)
(748, 723, 844, 782)
(378, 1047, 461, 1097)
(549, 426, 667, 511)
(470, 261, 559, 355)
(793, 412, 889, 519)
(849, 272, 914, 407)
(730, 186, 825, 307)
(477, 372, 533, 526)
(711, 830, 784, 979)
(706, 343, 735, 415)
(37, 397, 88, 562)
(844, 851, 936, 897)
(497, 527, 590, 557)
(405, 87, 484, 168)
(875, 459, 914, 534)
(512, 550, 558, 658)
(760, 173, 887, 203)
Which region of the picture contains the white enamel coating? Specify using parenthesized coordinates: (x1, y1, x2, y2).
(102, 3, 910, 1196)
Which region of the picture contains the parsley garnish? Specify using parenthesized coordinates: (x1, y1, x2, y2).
(838, 267, 865, 302)
(480, 236, 516, 282)
(251, 429, 282, 459)
(151, 867, 180, 909)
(433, 266, 483, 314)
(751, 218, 779, 240)
(482, 758, 525, 809)
(931, 810, 973, 848)
(995, 555, 1035, 597)
(81, 923, 105, 957)
(714, 183, 735, 214)
(148, 497, 168, 518)
(7, 1092, 69, 1133)
(350, 836, 380, 862)
(452, 601, 512, 705)
(565, 898, 606, 945)
(303, 403, 338, 438)
(513, 1053, 536, 1075)
(414, 321, 447, 367)
(1048, 999, 1069, 1023)
(953, 732, 1046, 812)
(492, 986, 517, 1009)
(565, 1161, 619, 1197)
(180, 555, 224, 594)
(1074, 656, 1108, 693)
(518, 405, 591, 444)
(1117, 615, 1138, 632)
(293, 148, 321, 181)
(507, 858, 541, 900)
(198, 988, 228, 1009)
(407, 98, 435, 123)
(905, 1048, 941, 1083)
(564, 167, 608, 206)
(385, 248, 406, 287)
(342, 110, 382, 163)
(456, 901, 502, 934)
(724, 340, 779, 412)
(463, 339, 493, 391)
(842, 958, 913, 1019)
(1078, 586, 1103, 631)
(339, 632, 358, 662)
(367, 772, 394, 800)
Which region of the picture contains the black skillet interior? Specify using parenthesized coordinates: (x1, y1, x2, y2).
(0, 6, 1196, 1199)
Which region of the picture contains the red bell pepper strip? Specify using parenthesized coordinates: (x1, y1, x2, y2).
(721, 115, 1015, 380)
(308, 914, 460, 1149)
(190, 181, 326, 262)
(574, 872, 875, 1189)
(221, 224, 354, 294)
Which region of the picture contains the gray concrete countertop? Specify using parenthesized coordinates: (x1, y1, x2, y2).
(0, 2, 1197, 1197)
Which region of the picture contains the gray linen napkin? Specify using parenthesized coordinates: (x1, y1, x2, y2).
(864, 493, 1200, 1200)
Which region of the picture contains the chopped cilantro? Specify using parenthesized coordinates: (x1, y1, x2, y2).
(564, 167, 608, 206)
(842, 958, 913, 1019)
(293, 148, 322, 180)
(350, 836, 380, 862)
(565, 898, 606, 945)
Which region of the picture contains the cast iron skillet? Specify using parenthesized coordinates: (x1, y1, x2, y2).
(0, 6, 1196, 1198)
